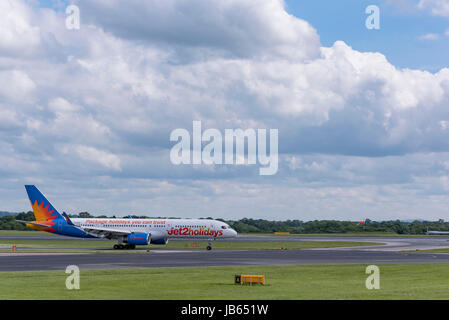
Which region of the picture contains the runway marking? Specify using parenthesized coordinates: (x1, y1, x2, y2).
(150, 250, 199, 253)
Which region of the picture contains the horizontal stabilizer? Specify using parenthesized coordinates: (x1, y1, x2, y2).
(16, 220, 54, 228)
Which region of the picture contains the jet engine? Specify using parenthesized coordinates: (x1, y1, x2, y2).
(127, 233, 150, 245)
(150, 238, 169, 245)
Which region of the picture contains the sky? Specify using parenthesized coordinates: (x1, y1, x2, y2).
(1, 0, 449, 221)
(285, 0, 449, 72)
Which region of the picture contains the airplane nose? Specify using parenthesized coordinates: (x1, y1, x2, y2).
(231, 229, 237, 237)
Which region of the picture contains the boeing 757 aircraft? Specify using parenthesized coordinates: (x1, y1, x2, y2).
(17, 185, 237, 250)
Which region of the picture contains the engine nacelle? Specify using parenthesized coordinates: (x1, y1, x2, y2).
(150, 238, 168, 245)
(127, 233, 150, 245)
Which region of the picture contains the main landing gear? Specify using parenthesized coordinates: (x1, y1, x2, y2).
(206, 241, 213, 251)
(113, 244, 136, 250)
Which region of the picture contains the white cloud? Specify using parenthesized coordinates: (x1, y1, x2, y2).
(418, 29, 449, 40)
(0, 0, 449, 219)
(73, 145, 122, 171)
(0, 108, 20, 130)
(0, 0, 41, 56)
(0, 2, 446, 157)
(75, 0, 321, 61)
(0, 70, 36, 103)
(48, 97, 81, 114)
(418, 0, 449, 17)
(419, 33, 440, 40)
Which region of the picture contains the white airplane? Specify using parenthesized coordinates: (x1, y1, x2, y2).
(18, 185, 238, 250)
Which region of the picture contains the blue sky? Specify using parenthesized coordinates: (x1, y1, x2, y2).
(1, 0, 449, 221)
(285, 0, 449, 71)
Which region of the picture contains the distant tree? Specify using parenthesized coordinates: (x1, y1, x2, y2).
(79, 212, 93, 218)
(3, 211, 448, 235)
(16, 211, 34, 221)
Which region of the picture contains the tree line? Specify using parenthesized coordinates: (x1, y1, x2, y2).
(224, 218, 449, 234)
(1, 212, 448, 235)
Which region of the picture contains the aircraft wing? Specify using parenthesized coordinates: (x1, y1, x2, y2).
(80, 226, 132, 239)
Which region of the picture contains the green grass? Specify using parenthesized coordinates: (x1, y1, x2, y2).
(407, 248, 449, 253)
(240, 232, 446, 237)
(0, 240, 382, 253)
(169, 241, 382, 250)
(0, 239, 112, 248)
(0, 230, 54, 236)
(241, 232, 401, 237)
(1, 263, 449, 299)
(0, 229, 383, 253)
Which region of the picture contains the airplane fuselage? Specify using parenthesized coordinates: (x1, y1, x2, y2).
(21, 185, 237, 250)
(69, 218, 237, 240)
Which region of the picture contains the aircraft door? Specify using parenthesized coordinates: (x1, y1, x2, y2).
(166, 222, 172, 236)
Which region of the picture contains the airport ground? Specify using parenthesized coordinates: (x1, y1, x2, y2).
(2, 231, 449, 299)
(2, 263, 449, 299)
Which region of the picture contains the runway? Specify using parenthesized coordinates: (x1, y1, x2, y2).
(228, 235, 449, 252)
(2, 248, 449, 271)
(1, 235, 449, 271)
(3, 234, 449, 251)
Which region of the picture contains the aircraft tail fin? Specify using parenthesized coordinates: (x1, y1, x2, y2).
(25, 185, 64, 222)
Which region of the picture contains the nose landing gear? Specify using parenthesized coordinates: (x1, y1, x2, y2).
(206, 241, 213, 250)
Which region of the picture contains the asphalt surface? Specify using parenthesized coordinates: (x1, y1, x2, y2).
(2, 248, 449, 271)
(3, 234, 449, 251)
(2, 235, 449, 271)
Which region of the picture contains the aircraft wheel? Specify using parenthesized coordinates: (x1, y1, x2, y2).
(130, 244, 136, 249)
(206, 245, 212, 251)
(113, 244, 119, 250)
(118, 244, 125, 250)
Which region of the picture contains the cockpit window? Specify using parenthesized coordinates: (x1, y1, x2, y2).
(221, 225, 227, 229)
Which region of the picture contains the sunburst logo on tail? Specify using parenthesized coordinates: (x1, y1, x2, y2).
(28, 200, 57, 232)
(31, 200, 57, 221)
